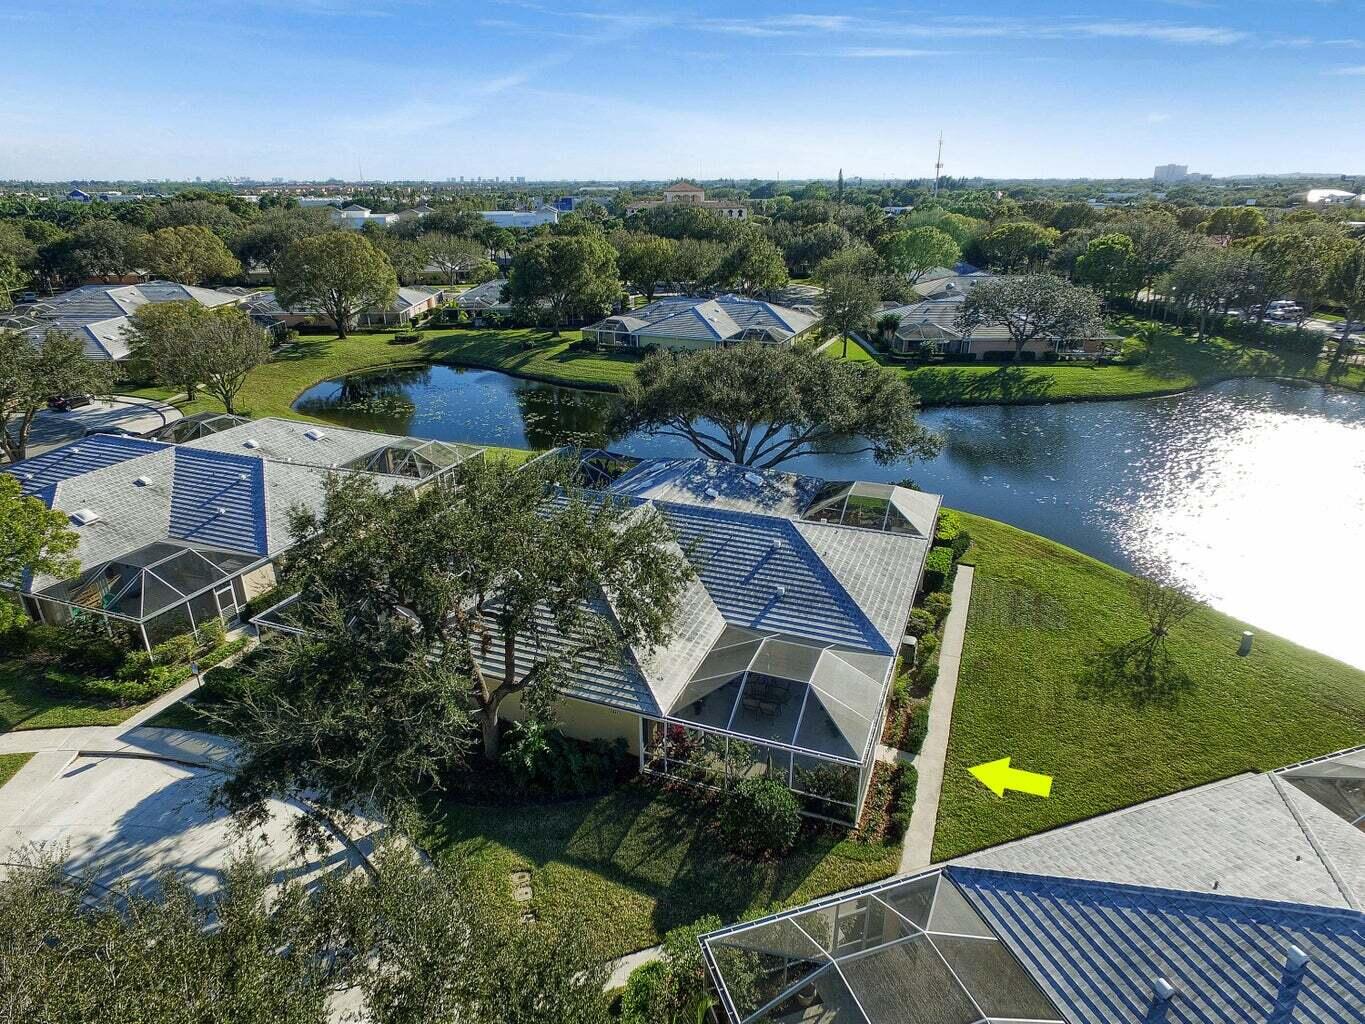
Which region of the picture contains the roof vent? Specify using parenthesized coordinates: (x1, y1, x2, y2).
(704, 486, 720, 500)
(304, 428, 327, 441)
(1285, 945, 1310, 973)
(70, 508, 101, 526)
(22, 472, 34, 481)
(216, 506, 228, 515)
(243, 438, 260, 449)
(769, 539, 784, 555)
(133, 476, 151, 487)
(1151, 978, 1176, 1002)
(237, 472, 248, 482)
(69, 446, 81, 454)
(773, 584, 786, 599)
(743, 471, 764, 487)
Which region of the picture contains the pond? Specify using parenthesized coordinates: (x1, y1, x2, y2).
(296, 365, 1365, 670)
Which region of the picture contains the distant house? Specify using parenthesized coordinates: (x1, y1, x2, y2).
(329, 204, 401, 230)
(397, 204, 435, 221)
(455, 278, 513, 320)
(13, 281, 247, 360)
(583, 295, 820, 352)
(1301, 188, 1363, 207)
(478, 207, 559, 229)
(876, 295, 1120, 360)
(913, 270, 995, 301)
(66, 188, 92, 203)
(242, 286, 446, 331)
(626, 182, 748, 220)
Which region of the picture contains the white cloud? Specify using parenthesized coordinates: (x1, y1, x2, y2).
(823, 48, 953, 59)
(1324, 64, 1365, 75)
(1070, 21, 1248, 45)
(1146, 112, 1172, 123)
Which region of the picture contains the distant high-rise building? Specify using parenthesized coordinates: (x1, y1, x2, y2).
(1154, 164, 1189, 183)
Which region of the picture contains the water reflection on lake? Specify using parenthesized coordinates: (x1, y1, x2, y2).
(296, 365, 1365, 669)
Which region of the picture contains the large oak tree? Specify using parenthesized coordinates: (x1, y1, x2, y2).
(0, 328, 118, 462)
(618, 341, 941, 469)
(276, 232, 398, 338)
(955, 274, 1106, 359)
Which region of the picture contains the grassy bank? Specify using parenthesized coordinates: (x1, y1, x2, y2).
(124, 320, 1364, 427)
(126, 328, 641, 423)
(420, 782, 899, 961)
(933, 512, 1365, 861)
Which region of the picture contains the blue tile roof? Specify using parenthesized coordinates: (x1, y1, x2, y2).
(3, 436, 168, 496)
(168, 448, 268, 555)
(948, 866, 1365, 1024)
(655, 501, 891, 654)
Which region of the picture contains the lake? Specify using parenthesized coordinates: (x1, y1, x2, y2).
(296, 365, 1365, 670)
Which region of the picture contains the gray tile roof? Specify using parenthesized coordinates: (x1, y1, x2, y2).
(951, 866, 1365, 1024)
(455, 278, 512, 312)
(21, 282, 245, 359)
(794, 521, 930, 648)
(962, 768, 1363, 910)
(610, 458, 824, 519)
(588, 294, 819, 345)
(185, 417, 395, 469)
(242, 286, 441, 319)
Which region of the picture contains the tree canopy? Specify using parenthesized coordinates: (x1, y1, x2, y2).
(956, 274, 1106, 358)
(877, 226, 961, 283)
(275, 232, 398, 338)
(618, 342, 941, 469)
(137, 225, 242, 285)
(0, 473, 79, 588)
(977, 221, 1060, 272)
(506, 232, 620, 333)
(0, 328, 118, 462)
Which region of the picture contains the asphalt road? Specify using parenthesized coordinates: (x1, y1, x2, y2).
(17, 395, 182, 459)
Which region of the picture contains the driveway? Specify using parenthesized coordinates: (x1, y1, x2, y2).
(0, 731, 372, 897)
(20, 395, 182, 458)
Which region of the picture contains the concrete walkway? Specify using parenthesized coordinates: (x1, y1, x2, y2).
(899, 564, 974, 872)
(604, 944, 664, 990)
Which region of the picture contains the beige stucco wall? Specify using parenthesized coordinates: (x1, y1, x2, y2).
(239, 563, 278, 601)
(500, 691, 641, 754)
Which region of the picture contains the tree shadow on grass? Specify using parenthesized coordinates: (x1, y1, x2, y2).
(1073, 639, 1194, 709)
(909, 365, 1056, 405)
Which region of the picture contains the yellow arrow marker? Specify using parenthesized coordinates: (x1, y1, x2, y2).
(969, 757, 1053, 798)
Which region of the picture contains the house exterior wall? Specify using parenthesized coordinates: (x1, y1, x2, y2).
(239, 563, 278, 601)
(499, 691, 642, 754)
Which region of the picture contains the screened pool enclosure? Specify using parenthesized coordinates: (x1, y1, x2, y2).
(703, 869, 1066, 1024)
(28, 541, 263, 649)
(642, 626, 894, 824)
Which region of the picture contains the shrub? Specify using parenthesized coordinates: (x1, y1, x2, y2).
(115, 650, 154, 682)
(888, 765, 918, 840)
(499, 720, 632, 798)
(151, 634, 197, 667)
(619, 961, 669, 1024)
(1039, 350, 1059, 363)
(901, 705, 929, 755)
(905, 608, 936, 639)
(196, 616, 227, 652)
(918, 657, 940, 689)
(0, 600, 29, 655)
(1119, 337, 1148, 365)
(917, 632, 940, 664)
(392, 330, 422, 345)
(200, 636, 249, 670)
(55, 619, 126, 675)
(922, 546, 954, 594)
(934, 510, 972, 562)
(924, 591, 952, 625)
(720, 777, 800, 857)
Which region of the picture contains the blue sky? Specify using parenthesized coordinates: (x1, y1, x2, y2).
(2, 0, 1362, 181)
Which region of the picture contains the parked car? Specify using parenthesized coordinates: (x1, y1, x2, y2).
(18, 291, 39, 303)
(83, 425, 143, 438)
(47, 394, 93, 412)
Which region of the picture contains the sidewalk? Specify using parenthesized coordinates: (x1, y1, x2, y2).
(899, 564, 974, 872)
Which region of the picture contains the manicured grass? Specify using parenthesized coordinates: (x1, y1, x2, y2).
(933, 512, 1365, 861)
(1314, 312, 1344, 323)
(420, 782, 900, 960)
(825, 337, 879, 363)
(159, 328, 642, 427)
(885, 317, 1365, 406)
(0, 659, 144, 732)
(0, 752, 34, 789)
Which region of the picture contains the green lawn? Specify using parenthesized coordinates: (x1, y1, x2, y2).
(0, 659, 147, 732)
(420, 783, 900, 961)
(933, 512, 1365, 861)
(872, 317, 1365, 406)
(144, 328, 641, 425)
(0, 752, 33, 789)
(825, 337, 879, 363)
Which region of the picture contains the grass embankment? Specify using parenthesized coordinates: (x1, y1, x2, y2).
(933, 512, 1365, 861)
(126, 328, 641, 423)
(0, 660, 145, 732)
(420, 783, 899, 961)
(0, 752, 34, 789)
(852, 316, 1365, 405)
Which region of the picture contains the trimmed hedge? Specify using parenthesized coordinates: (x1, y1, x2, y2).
(888, 765, 918, 841)
(922, 546, 954, 594)
(924, 590, 952, 624)
(934, 509, 973, 562)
